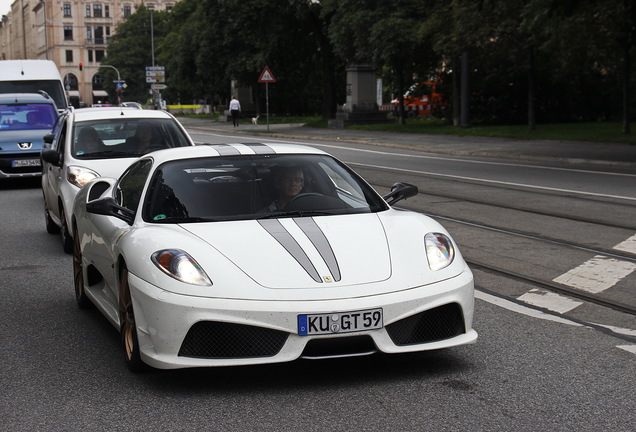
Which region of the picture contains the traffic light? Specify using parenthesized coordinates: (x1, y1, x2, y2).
(79, 62, 83, 71)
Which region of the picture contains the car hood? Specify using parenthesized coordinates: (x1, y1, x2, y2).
(0, 129, 48, 153)
(182, 214, 392, 289)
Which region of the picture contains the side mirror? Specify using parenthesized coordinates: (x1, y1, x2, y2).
(383, 182, 418, 206)
(41, 149, 61, 167)
(43, 133, 55, 144)
(86, 197, 135, 225)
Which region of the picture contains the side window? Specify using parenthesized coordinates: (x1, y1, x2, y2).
(52, 116, 68, 158)
(116, 159, 153, 212)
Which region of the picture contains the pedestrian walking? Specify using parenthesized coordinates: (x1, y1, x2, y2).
(229, 96, 241, 127)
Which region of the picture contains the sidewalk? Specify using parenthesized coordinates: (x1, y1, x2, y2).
(177, 117, 636, 170)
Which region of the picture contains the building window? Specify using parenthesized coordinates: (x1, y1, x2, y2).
(93, 74, 104, 90)
(63, 4, 72, 17)
(94, 26, 104, 44)
(88, 50, 94, 62)
(86, 26, 92, 41)
(123, 5, 131, 17)
(106, 26, 110, 37)
(95, 50, 105, 62)
(86, 5, 90, 17)
(65, 50, 73, 62)
(93, 4, 102, 18)
(64, 26, 73, 40)
(105, 5, 109, 17)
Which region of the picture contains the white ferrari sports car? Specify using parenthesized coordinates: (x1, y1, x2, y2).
(72, 143, 477, 371)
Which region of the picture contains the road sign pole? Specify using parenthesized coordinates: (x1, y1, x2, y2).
(266, 82, 270, 132)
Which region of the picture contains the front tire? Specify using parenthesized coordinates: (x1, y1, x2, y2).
(119, 265, 146, 372)
(44, 200, 60, 234)
(72, 225, 92, 309)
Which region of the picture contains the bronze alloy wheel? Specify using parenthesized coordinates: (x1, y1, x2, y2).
(119, 265, 146, 372)
(72, 226, 92, 309)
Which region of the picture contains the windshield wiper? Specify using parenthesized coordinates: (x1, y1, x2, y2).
(82, 150, 135, 158)
(255, 210, 334, 219)
(154, 216, 220, 223)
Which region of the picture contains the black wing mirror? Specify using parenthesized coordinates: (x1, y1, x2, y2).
(43, 133, 55, 144)
(86, 197, 135, 225)
(383, 182, 418, 206)
(41, 149, 61, 167)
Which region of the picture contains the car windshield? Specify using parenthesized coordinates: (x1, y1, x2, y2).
(72, 118, 191, 159)
(0, 103, 57, 131)
(143, 154, 389, 222)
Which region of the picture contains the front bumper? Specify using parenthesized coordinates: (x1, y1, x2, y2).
(128, 269, 477, 369)
(0, 154, 42, 178)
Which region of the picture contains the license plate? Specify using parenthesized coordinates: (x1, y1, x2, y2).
(298, 308, 383, 335)
(12, 159, 41, 167)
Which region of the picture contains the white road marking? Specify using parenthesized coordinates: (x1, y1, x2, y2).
(475, 290, 583, 327)
(348, 163, 636, 202)
(614, 234, 636, 255)
(553, 255, 636, 293)
(617, 345, 636, 355)
(591, 323, 636, 337)
(518, 289, 583, 313)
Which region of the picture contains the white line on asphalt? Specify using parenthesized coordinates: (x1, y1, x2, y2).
(193, 132, 636, 178)
(517, 289, 583, 313)
(345, 162, 636, 202)
(614, 234, 636, 255)
(553, 255, 636, 293)
(475, 290, 583, 327)
(617, 345, 636, 355)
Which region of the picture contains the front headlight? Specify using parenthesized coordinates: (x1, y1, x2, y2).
(67, 165, 99, 188)
(151, 249, 212, 286)
(425, 233, 455, 271)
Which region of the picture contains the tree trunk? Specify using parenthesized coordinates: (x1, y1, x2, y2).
(622, 41, 631, 135)
(528, 47, 536, 131)
(452, 55, 461, 126)
(460, 51, 470, 128)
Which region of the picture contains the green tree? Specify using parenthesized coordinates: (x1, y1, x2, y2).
(100, 5, 170, 104)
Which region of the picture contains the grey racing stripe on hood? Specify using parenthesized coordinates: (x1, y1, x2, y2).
(206, 143, 241, 155)
(258, 219, 322, 283)
(294, 217, 341, 282)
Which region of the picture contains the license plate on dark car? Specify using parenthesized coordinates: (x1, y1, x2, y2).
(298, 308, 383, 335)
(12, 159, 41, 167)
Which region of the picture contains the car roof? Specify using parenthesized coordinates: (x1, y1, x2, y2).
(142, 143, 329, 166)
(69, 107, 177, 121)
(0, 92, 57, 105)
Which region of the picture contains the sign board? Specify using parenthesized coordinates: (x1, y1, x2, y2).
(258, 67, 276, 83)
(151, 84, 167, 90)
(146, 66, 165, 71)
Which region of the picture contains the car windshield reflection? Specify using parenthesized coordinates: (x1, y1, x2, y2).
(73, 118, 192, 159)
(144, 154, 388, 222)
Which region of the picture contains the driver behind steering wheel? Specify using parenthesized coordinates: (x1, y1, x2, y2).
(267, 166, 304, 211)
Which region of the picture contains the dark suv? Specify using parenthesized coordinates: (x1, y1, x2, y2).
(0, 92, 58, 179)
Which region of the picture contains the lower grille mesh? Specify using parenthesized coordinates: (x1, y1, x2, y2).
(386, 303, 465, 346)
(179, 321, 289, 359)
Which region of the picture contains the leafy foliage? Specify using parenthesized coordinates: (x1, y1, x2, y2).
(100, 0, 634, 127)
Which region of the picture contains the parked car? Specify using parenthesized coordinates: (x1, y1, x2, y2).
(72, 143, 477, 372)
(41, 107, 195, 253)
(121, 102, 143, 109)
(0, 92, 58, 179)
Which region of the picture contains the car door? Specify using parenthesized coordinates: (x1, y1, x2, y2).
(42, 114, 69, 224)
(89, 159, 153, 305)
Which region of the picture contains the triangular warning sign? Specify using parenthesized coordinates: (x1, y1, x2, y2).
(258, 67, 276, 83)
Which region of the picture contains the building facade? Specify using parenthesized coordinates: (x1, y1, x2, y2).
(1, 0, 178, 106)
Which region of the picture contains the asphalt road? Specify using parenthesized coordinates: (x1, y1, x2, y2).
(1, 129, 635, 431)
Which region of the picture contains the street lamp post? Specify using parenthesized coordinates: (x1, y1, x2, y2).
(101, 64, 123, 106)
(149, 6, 155, 67)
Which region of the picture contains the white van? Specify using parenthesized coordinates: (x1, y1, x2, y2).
(0, 60, 69, 111)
